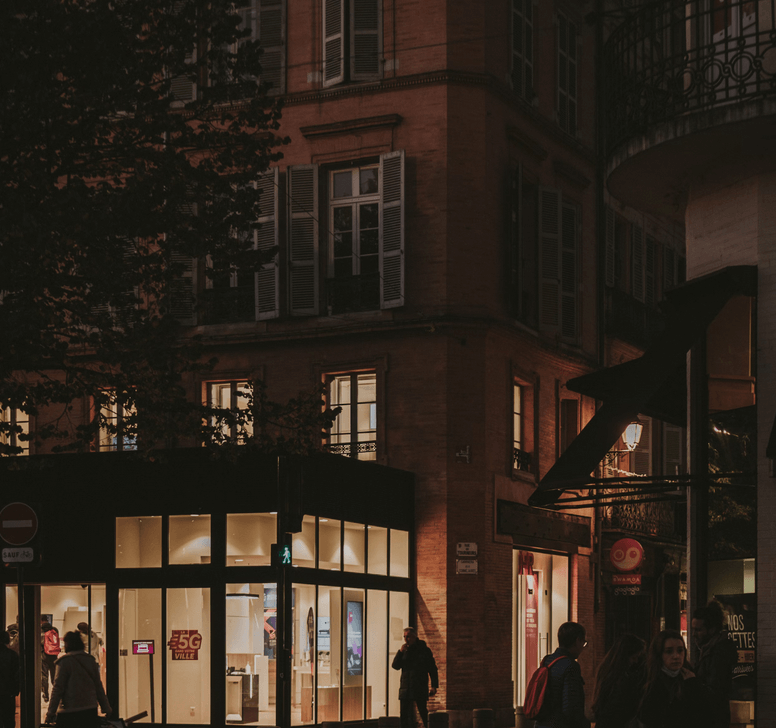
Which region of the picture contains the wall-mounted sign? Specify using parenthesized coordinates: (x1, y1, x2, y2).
(2, 547, 34, 564)
(610, 538, 644, 572)
(612, 573, 642, 586)
(168, 630, 202, 660)
(456, 542, 478, 558)
(456, 559, 478, 574)
(0, 502, 38, 546)
(133, 640, 155, 655)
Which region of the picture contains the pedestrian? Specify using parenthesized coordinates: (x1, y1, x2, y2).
(692, 602, 738, 728)
(0, 630, 20, 728)
(75, 624, 103, 666)
(391, 627, 439, 728)
(44, 631, 111, 728)
(534, 621, 590, 728)
(41, 621, 60, 703)
(637, 630, 711, 728)
(592, 633, 646, 728)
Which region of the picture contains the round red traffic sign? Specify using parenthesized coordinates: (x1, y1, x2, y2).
(0, 502, 38, 546)
(610, 537, 644, 572)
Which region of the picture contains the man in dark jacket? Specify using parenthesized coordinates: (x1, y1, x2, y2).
(535, 622, 590, 728)
(692, 603, 738, 728)
(391, 627, 439, 728)
(0, 629, 20, 728)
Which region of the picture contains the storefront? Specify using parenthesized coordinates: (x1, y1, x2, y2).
(0, 451, 414, 727)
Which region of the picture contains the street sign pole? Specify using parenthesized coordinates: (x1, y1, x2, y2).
(17, 565, 27, 728)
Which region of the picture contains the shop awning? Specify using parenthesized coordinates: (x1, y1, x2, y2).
(529, 265, 757, 508)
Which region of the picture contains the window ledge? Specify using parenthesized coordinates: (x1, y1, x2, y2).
(300, 114, 402, 139)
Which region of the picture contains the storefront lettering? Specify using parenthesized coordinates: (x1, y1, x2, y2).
(168, 629, 202, 660)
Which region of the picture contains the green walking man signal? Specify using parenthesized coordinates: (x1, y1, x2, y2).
(273, 534, 293, 566)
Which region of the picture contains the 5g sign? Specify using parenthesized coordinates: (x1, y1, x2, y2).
(168, 630, 203, 660)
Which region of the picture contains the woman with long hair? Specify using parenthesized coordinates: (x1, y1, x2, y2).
(637, 630, 711, 728)
(592, 633, 646, 728)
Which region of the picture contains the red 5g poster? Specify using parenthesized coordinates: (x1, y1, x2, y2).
(168, 630, 202, 660)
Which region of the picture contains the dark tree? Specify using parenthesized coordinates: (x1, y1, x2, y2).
(0, 0, 333, 454)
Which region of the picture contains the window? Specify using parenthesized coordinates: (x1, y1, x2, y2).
(288, 151, 404, 317)
(509, 167, 538, 327)
(557, 11, 578, 135)
(0, 407, 29, 456)
(116, 516, 163, 568)
(328, 164, 380, 313)
(512, 380, 534, 474)
(322, 0, 382, 87)
(97, 391, 137, 452)
(559, 399, 578, 455)
(511, 0, 534, 99)
(206, 381, 253, 444)
(327, 372, 376, 461)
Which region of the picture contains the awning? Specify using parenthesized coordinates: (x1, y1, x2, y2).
(529, 265, 757, 507)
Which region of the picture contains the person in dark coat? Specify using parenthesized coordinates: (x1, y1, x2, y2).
(391, 627, 438, 728)
(592, 633, 646, 728)
(535, 621, 590, 728)
(692, 602, 738, 728)
(637, 630, 712, 728)
(0, 629, 20, 728)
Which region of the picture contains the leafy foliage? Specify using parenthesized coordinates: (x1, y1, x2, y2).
(0, 0, 333, 454)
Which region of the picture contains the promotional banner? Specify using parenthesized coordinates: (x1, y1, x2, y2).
(716, 593, 755, 701)
(167, 630, 202, 660)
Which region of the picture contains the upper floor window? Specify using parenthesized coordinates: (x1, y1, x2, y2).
(557, 11, 578, 136)
(206, 380, 253, 444)
(0, 407, 30, 456)
(322, 0, 382, 87)
(98, 391, 137, 452)
(512, 378, 535, 475)
(327, 372, 377, 461)
(511, 0, 534, 99)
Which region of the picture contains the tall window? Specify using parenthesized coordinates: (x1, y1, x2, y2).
(98, 392, 137, 452)
(322, 0, 382, 87)
(557, 11, 578, 135)
(509, 167, 538, 327)
(329, 164, 380, 313)
(511, 0, 534, 99)
(513, 383, 533, 472)
(327, 373, 376, 461)
(207, 381, 253, 443)
(0, 407, 29, 456)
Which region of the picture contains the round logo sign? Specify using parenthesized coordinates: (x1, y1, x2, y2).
(610, 538, 644, 572)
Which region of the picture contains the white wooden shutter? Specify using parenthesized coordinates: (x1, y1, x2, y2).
(631, 222, 645, 302)
(645, 235, 657, 306)
(322, 0, 345, 87)
(288, 164, 319, 316)
(538, 187, 561, 333)
(663, 424, 683, 476)
(605, 205, 615, 288)
(560, 201, 578, 341)
(258, 0, 285, 93)
(256, 167, 280, 320)
(379, 150, 404, 309)
(351, 0, 381, 80)
(632, 416, 652, 475)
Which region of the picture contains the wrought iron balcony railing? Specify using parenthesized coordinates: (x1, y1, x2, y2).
(604, 0, 776, 151)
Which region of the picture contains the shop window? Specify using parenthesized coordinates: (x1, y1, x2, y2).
(227, 513, 277, 566)
(169, 515, 212, 565)
(367, 526, 388, 575)
(292, 515, 316, 568)
(366, 590, 388, 718)
(119, 588, 162, 723)
(116, 516, 162, 568)
(0, 406, 30, 456)
(293, 584, 317, 724)
(317, 586, 342, 720)
(97, 390, 137, 452)
(389, 529, 409, 578)
(343, 589, 366, 720)
(387, 591, 409, 716)
(343, 522, 365, 573)
(511, 0, 534, 99)
(167, 588, 211, 724)
(226, 584, 277, 725)
(319, 519, 342, 571)
(322, 0, 382, 87)
(557, 11, 578, 136)
(206, 381, 253, 444)
(326, 372, 377, 460)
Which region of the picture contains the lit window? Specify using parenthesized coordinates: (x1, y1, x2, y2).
(512, 380, 534, 473)
(98, 391, 137, 452)
(207, 381, 253, 444)
(327, 373, 376, 461)
(0, 407, 29, 456)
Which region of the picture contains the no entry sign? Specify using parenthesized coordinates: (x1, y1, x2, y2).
(0, 502, 39, 546)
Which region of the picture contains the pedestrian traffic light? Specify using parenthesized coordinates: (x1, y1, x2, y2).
(273, 533, 293, 567)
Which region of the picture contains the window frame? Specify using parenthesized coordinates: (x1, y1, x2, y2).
(556, 9, 578, 136)
(96, 390, 138, 453)
(511, 372, 537, 478)
(511, 0, 535, 100)
(322, 0, 383, 88)
(205, 380, 254, 444)
(0, 407, 31, 456)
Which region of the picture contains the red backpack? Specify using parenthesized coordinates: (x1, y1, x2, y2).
(523, 656, 569, 720)
(43, 629, 61, 656)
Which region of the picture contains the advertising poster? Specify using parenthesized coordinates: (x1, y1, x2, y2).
(716, 593, 755, 701)
(346, 601, 363, 676)
(167, 630, 202, 660)
(525, 573, 539, 680)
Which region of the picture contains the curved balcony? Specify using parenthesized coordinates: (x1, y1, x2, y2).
(604, 0, 776, 214)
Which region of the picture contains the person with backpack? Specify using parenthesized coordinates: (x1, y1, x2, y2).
(532, 622, 590, 728)
(41, 621, 61, 703)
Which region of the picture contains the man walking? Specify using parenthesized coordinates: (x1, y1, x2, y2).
(535, 622, 590, 728)
(692, 603, 738, 728)
(0, 630, 20, 728)
(392, 627, 439, 728)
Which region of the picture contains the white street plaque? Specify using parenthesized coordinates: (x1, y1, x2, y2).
(2, 547, 34, 563)
(456, 559, 478, 574)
